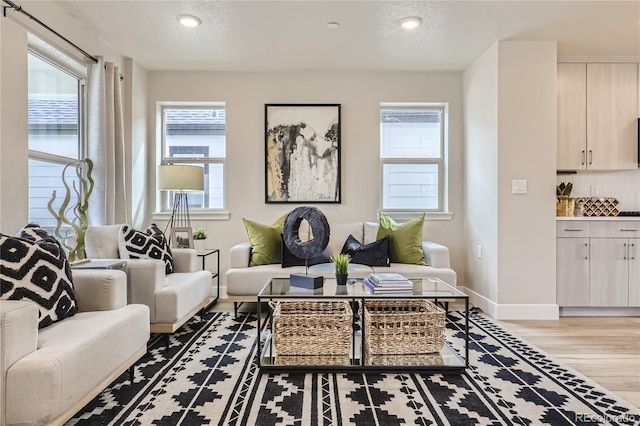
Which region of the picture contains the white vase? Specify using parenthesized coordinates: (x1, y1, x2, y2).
(194, 239, 207, 253)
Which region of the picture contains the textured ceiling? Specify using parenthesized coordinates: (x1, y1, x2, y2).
(50, 0, 640, 72)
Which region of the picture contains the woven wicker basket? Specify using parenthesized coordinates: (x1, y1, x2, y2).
(364, 300, 445, 355)
(275, 354, 351, 366)
(272, 300, 352, 356)
(366, 351, 444, 366)
(556, 196, 575, 217)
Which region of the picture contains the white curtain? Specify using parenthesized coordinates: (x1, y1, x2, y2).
(86, 57, 128, 225)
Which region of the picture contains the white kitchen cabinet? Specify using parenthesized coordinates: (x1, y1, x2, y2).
(630, 238, 640, 306)
(556, 237, 590, 306)
(557, 62, 638, 171)
(557, 220, 640, 308)
(557, 63, 587, 170)
(589, 238, 629, 306)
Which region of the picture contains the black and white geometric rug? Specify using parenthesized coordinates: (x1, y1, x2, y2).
(67, 310, 640, 425)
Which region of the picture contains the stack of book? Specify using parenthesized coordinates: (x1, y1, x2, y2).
(364, 273, 414, 294)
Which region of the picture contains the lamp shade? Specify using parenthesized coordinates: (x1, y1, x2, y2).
(157, 165, 204, 191)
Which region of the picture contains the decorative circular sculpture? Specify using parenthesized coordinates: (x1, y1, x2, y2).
(283, 207, 330, 260)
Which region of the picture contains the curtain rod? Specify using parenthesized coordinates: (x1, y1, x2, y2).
(2, 0, 98, 64)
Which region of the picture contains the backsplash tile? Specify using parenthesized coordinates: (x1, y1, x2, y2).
(557, 169, 640, 211)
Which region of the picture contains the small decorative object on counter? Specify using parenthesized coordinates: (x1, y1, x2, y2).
(556, 181, 575, 217)
(575, 197, 620, 217)
(332, 253, 350, 285)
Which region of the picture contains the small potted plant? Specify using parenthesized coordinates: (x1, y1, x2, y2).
(192, 228, 208, 252)
(331, 253, 350, 285)
(556, 181, 575, 216)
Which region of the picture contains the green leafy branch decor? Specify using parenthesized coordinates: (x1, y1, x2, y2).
(47, 159, 94, 263)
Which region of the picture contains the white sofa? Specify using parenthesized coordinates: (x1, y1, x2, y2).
(84, 225, 212, 345)
(226, 221, 457, 302)
(0, 269, 150, 426)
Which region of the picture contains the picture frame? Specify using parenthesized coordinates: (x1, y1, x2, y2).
(265, 104, 341, 203)
(171, 227, 193, 249)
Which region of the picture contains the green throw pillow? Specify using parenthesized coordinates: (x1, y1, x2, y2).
(376, 211, 426, 265)
(243, 214, 288, 266)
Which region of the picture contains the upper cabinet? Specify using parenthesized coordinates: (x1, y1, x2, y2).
(557, 62, 638, 171)
(558, 63, 587, 170)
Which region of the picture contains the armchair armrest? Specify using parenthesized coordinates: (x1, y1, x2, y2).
(172, 248, 198, 273)
(422, 241, 451, 268)
(229, 242, 251, 268)
(1, 301, 38, 401)
(125, 259, 166, 323)
(72, 269, 128, 312)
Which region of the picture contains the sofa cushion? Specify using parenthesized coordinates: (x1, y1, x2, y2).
(341, 234, 389, 267)
(363, 222, 379, 245)
(158, 271, 211, 323)
(281, 235, 331, 268)
(324, 222, 364, 256)
(376, 212, 426, 265)
(243, 214, 287, 266)
(85, 224, 123, 259)
(0, 224, 78, 329)
(119, 224, 174, 274)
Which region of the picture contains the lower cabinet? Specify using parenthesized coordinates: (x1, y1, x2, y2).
(628, 238, 640, 306)
(556, 237, 590, 306)
(557, 220, 640, 308)
(589, 238, 630, 306)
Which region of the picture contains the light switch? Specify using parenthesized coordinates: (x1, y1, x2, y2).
(512, 179, 527, 194)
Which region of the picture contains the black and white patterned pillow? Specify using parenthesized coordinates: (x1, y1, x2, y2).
(0, 224, 78, 328)
(119, 224, 174, 274)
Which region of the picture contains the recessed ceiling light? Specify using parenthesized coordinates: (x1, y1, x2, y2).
(327, 22, 340, 29)
(178, 14, 202, 28)
(399, 16, 422, 30)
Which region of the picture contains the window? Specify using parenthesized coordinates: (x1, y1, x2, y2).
(160, 105, 226, 211)
(28, 52, 85, 228)
(380, 105, 446, 212)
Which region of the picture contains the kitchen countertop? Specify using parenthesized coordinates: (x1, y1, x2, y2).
(557, 216, 640, 221)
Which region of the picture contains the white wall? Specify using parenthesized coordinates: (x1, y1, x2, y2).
(146, 71, 466, 284)
(463, 41, 558, 319)
(496, 42, 557, 313)
(463, 44, 499, 304)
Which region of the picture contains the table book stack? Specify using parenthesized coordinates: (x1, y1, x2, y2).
(364, 273, 413, 295)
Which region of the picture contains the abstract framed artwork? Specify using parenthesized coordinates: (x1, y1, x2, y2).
(265, 104, 341, 203)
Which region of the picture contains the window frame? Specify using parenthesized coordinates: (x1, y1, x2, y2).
(379, 103, 447, 215)
(157, 103, 227, 216)
(27, 49, 87, 228)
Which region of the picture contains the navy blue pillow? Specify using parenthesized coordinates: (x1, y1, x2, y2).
(281, 235, 331, 268)
(341, 234, 389, 267)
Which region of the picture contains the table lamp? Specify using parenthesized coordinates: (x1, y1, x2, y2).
(157, 165, 204, 230)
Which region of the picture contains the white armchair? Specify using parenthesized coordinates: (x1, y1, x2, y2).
(84, 225, 212, 350)
(1, 269, 149, 426)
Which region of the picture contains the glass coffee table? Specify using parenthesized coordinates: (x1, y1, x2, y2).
(256, 276, 469, 372)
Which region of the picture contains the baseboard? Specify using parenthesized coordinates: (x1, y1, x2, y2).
(560, 307, 640, 316)
(460, 286, 559, 320)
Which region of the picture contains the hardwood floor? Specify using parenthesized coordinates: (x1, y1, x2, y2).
(210, 301, 640, 408)
(497, 316, 640, 409)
